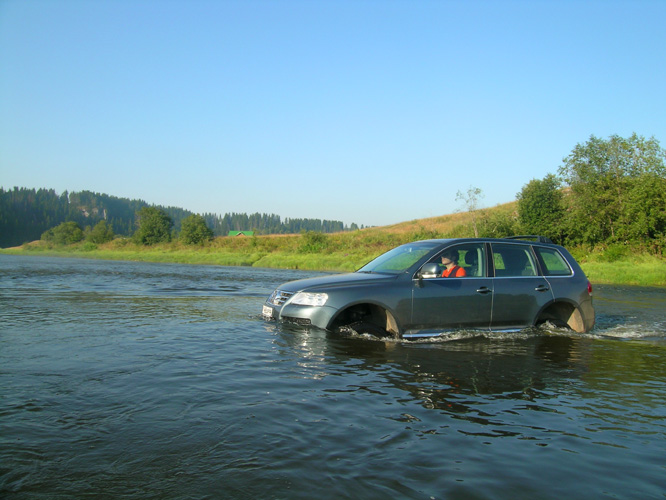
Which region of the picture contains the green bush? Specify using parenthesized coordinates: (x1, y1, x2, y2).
(87, 220, 114, 244)
(180, 214, 214, 245)
(299, 231, 329, 253)
(134, 207, 173, 245)
(41, 221, 84, 245)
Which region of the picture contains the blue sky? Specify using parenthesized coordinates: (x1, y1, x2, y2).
(1, 0, 664, 227)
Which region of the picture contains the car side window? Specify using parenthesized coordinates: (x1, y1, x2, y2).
(491, 243, 537, 277)
(425, 243, 486, 278)
(534, 247, 573, 276)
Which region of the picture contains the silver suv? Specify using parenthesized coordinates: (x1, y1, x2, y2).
(262, 237, 595, 339)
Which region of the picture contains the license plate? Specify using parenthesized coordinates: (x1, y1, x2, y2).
(262, 305, 274, 318)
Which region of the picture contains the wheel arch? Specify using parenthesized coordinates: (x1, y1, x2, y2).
(328, 301, 401, 337)
(536, 299, 588, 333)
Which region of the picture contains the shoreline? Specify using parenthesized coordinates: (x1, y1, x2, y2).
(2, 243, 665, 287)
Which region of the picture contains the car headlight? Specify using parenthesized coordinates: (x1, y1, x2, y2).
(290, 292, 328, 306)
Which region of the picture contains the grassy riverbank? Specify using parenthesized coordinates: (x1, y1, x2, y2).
(3, 225, 665, 287)
(1, 230, 400, 272)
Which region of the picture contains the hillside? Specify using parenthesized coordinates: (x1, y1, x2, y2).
(376, 201, 518, 235)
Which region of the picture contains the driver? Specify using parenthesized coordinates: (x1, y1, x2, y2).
(441, 249, 467, 278)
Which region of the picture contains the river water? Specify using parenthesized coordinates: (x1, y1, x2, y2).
(1, 255, 665, 499)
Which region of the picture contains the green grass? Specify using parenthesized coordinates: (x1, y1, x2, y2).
(578, 253, 666, 287)
(2, 233, 665, 287)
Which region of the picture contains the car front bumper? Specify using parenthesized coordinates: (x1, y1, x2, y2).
(262, 302, 337, 330)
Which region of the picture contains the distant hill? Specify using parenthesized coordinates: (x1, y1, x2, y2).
(374, 201, 518, 235)
(0, 187, 358, 248)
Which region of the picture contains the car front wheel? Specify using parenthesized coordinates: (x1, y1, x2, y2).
(336, 321, 396, 339)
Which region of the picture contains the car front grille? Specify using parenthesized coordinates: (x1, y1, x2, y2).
(268, 289, 294, 306)
(283, 317, 312, 326)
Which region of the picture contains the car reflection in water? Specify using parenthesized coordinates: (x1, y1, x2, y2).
(269, 321, 591, 419)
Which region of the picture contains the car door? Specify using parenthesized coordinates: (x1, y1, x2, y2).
(410, 243, 493, 332)
(489, 243, 554, 330)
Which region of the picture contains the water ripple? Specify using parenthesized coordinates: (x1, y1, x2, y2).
(1, 256, 665, 499)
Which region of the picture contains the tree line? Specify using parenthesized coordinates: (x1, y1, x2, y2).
(3, 133, 664, 252)
(0, 188, 360, 247)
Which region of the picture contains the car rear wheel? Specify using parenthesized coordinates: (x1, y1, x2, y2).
(537, 302, 587, 333)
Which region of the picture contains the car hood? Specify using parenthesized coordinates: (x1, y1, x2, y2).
(278, 272, 398, 293)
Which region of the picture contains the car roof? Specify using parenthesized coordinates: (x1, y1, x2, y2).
(414, 236, 558, 246)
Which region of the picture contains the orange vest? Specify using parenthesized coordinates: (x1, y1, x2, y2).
(442, 265, 466, 278)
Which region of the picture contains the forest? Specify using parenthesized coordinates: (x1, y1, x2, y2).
(0, 188, 357, 248)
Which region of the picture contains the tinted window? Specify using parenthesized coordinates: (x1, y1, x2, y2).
(491, 243, 537, 277)
(534, 247, 572, 276)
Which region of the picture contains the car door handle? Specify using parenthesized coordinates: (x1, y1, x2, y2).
(476, 286, 492, 294)
(535, 285, 550, 292)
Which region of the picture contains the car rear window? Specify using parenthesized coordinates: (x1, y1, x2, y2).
(534, 247, 573, 276)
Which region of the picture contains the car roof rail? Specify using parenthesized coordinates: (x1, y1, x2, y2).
(505, 235, 554, 244)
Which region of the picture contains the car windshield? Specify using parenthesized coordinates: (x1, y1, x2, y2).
(357, 242, 441, 274)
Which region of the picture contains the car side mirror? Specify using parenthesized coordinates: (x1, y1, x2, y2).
(417, 263, 440, 280)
